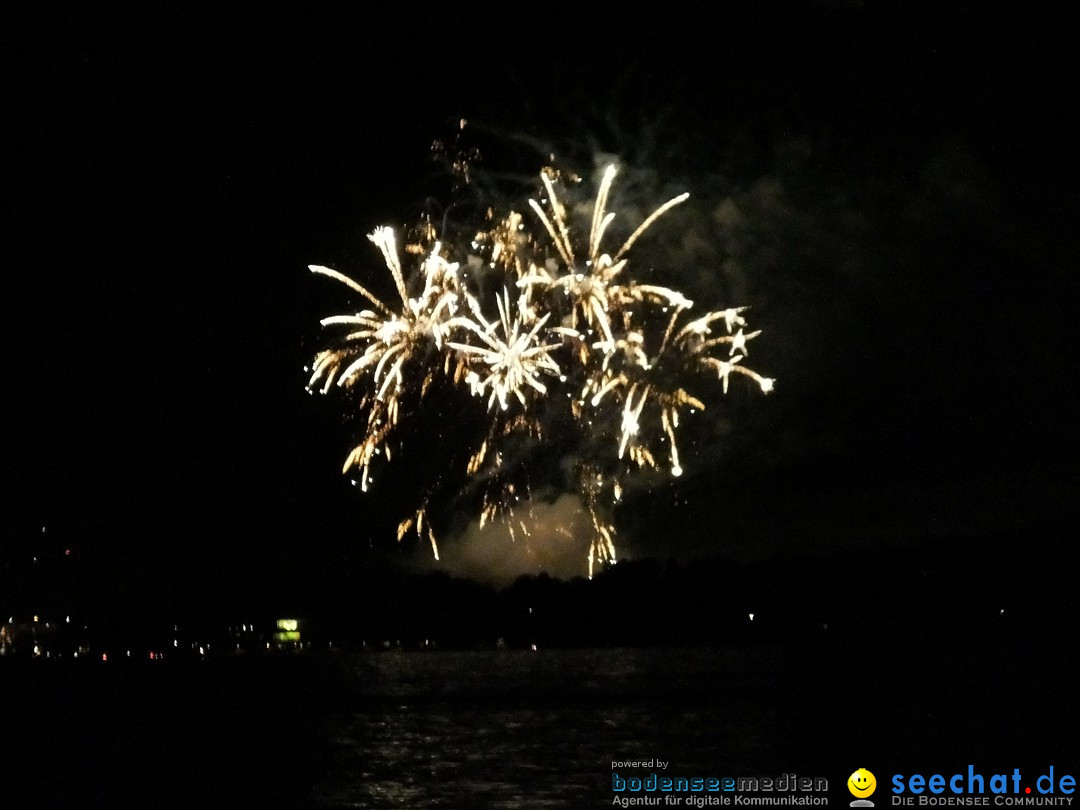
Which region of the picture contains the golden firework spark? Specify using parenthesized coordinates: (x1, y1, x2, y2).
(308, 162, 773, 576)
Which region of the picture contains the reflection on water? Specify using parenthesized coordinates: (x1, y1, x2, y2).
(4, 644, 1070, 808)
(315, 648, 786, 808)
(311, 643, 1077, 808)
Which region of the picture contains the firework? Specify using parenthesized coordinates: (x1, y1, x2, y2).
(307, 162, 773, 576)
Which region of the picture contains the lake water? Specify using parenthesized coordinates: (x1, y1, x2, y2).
(2, 644, 1073, 808)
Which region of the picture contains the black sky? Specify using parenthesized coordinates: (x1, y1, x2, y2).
(6, 4, 1079, 598)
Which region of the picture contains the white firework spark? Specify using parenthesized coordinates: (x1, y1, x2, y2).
(447, 290, 563, 411)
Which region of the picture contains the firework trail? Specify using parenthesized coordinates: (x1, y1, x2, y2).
(307, 162, 773, 576)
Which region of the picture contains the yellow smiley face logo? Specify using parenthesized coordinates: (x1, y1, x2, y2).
(848, 768, 877, 798)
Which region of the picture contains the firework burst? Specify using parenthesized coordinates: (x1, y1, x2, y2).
(307, 161, 773, 576)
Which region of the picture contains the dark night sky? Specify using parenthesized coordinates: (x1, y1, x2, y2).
(6, 5, 1079, 601)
